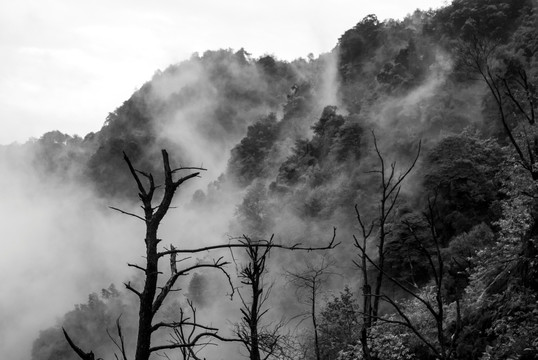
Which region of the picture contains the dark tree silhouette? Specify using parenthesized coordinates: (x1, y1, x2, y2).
(355, 196, 462, 360)
(233, 235, 338, 360)
(458, 36, 538, 180)
(64, 150, 233, 360)
(64, 150, 339, 360)
(285, 258, 333, 360)
(354, 132, 420, 359)
(235, 237, 282, 360)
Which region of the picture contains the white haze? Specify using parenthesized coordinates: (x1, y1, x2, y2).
(0, 154, 142, 358)
(0, 45, 342, 358)
(0, 147, 244, 359)
(0, 37, 493, 358)
(0, 3, 497, 359)
(0, 0, 449, 145)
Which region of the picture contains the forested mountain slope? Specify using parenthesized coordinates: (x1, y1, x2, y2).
(6, 0, 538, 359)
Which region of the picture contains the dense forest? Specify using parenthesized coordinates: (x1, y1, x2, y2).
(3, 0, 538, 359)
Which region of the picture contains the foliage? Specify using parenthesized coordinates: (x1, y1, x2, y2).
(20, 1, 538, 359)
(421, 131, 505, 240)
(337, 319, 414, 360)
(317, 287, 360, 360)
(31, 285, 136, 360)
(376, 39, 433, 92)
(235, 181, 275, 237)
(443, 223, 496, 301)
(228, 114, 280, 188)
(31, 131, 86, 176)
(338, 14, 382, 78)
(480, 290, 538, 360)
(430, 0, 532, 42)
(276, 106, 363, 188)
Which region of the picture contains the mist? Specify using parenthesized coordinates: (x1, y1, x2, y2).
(0, 148, 143, 359)
(2, 1, 532, 358)
(1, 48, 465, 359)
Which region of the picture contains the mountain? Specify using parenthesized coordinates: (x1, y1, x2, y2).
(11, 0, 538, 359)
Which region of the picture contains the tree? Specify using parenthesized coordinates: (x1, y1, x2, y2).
(353, 132, 420, 359)
(32, 285, 135, 360)
(355, 197, 461, 360)
(355, 133, 420, 315)
(421, 131, 505, 240)
(457, 35, 538, 180)
(317, 286, 360, 360)
(234, 237, 288, 360)
(457, 22, 538, 292)
(286, 258, 334, 360)
(64, 150, 235, 360)
(338, 14, 382, 77)
(64, 150, 339, 360)
(235, 181, 275, 238)
(228, 114, 280, 188)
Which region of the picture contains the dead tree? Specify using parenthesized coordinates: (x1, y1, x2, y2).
(163, 232, 338, 360)
(355, 196, 460, 360)
(458, 35, 538, 290)
(458, 36, 538, 180)
(234, 235, 339, 360)
(355, 132, 420, 318)
(353, 132, 420, 359)
(162, 299, 222, 360)
(64, 150, 229, 360)
(285, 258, 333, 360)
(63, 150, 339, 360)
(235, 237, 276, 360)
(64, 150, 233, 360)
(353, 208, 374, 360)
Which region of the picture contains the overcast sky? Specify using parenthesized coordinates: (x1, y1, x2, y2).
(0, 0, 448, 144)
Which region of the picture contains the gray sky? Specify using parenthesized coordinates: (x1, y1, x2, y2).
(0, 0, 448, 144)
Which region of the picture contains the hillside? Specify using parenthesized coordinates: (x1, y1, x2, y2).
(4, 0, 538, 359)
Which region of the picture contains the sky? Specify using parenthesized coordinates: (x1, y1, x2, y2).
(0, 0, 448, 145)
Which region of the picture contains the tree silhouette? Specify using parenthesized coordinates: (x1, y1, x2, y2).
(64, 150, 339, 360)
(354, 132, 420, 359)
(285, 258, 333, 360)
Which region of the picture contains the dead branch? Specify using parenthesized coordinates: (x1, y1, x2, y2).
(149, 332, 241, 353)
(127, 263, 148, 274)
(152, 257, 232, 316)
(170, 244, 177, 274)
(124, 282, 142, 298)
(106, 315, 128, 360)
(354, 239, 438, 317)
(158, 227, 338, 257)
(63, 328, 98, 360)
(285, 258, 333, 360)
(171, 166, 208, 174)
(109, 207, 146, 222)
(152, 321, 218, 333)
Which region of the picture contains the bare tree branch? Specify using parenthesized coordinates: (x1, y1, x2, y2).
(106, 315, 129, 360)
(149, 332, 242, 353)
(158, 227, 338, 257)
(63, 328, 98, 360)
(109, 207, 146, 222)
(124, 282, 142, 298)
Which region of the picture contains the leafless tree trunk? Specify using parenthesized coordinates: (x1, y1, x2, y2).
(353, 206, 374, 360)
(64, 150, 233, 360)
(458, 35, 538, 290)
(64, 150, 339, 360)
(286, 258, 333, 360)
(236, 237, 268, 360)
(458, 36, 538, 180)
(365, 132, 420, 319)
(356, 196, 460, 360)
(353, 132, 420, 359)
(235, 235, 338, 360)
